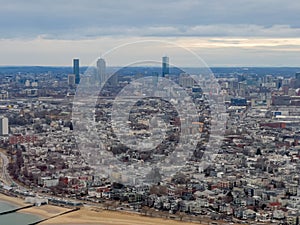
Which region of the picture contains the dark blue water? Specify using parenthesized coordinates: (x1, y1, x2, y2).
(0, 201, 41, 225)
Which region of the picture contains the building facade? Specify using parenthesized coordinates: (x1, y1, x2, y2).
(68, 74, 76, 87)
(97, 58, 106, 84)
(162, 56, 169, 77)
(73, 59, 80, 84)
(0, 117, 8, 135)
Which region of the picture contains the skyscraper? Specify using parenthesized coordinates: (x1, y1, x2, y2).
(162, 56, 169, 77)
(73, 59, 80, 84)
(0, 117, 8, 135)
(97, 58, 106, 84)
(295, 72, 300, 88)
(68, 74, 76, 87)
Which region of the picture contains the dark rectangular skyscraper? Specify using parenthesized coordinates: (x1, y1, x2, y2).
(73, 58, 80, 84)
(162, 56, 169, 77)
(295, 72, 300, 88)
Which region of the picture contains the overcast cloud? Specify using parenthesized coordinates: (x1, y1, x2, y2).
(0, 0, 299, 66)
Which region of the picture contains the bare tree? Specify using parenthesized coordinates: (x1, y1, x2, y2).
(141, 206, 150, 216)
(103, 201, 113, 210)
(175, 211, 185, 221)
(112, 201, 120, 210)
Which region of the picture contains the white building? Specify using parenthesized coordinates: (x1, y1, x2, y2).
(25, 79, 31, 87)
(39, 176, 59, 187)
(25, 197, 48, 206)
(0, 117, 8, 135)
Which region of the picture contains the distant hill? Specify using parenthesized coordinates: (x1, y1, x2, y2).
(0, 66, 87, 75)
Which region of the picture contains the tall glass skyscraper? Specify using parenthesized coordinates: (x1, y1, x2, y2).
(97, 58, 106, 84)
(295, 72, 300, 88)
(73, 59, 80, 84)
(162, 56, 169, 77)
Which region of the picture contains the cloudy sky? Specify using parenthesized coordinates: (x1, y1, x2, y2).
(0, 0, 299, 66)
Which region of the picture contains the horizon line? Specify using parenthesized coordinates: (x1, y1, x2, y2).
(0, 65, 300, 68)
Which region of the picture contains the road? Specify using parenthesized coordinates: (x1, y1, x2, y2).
(0, 151, 14, 185)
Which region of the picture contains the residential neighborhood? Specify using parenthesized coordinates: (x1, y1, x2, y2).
(0, 66, 300, 224)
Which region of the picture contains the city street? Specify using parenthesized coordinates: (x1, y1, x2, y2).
(0, 150, 14, 186)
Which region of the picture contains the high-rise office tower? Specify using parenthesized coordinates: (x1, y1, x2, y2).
(179, 73, 195, 88)
(73, 59, 80, 84)
(97, 58, 106, 84)
(162, 56, 169, 77)
(68, 74, 76, 87)
(295, 72, 300, 88)
(0, 117, 8, 135)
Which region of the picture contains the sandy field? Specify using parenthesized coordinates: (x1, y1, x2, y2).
(20, 204, 71, 218)
(1, 193, 241, 225)
(41, 208, 209, 225)
(0, 193, 28, 207)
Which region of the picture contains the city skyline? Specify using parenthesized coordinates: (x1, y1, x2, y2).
(1, 1, 300, 224)
(1, 61, 300, 224)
